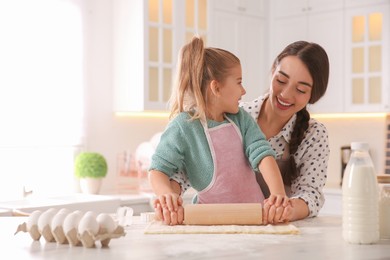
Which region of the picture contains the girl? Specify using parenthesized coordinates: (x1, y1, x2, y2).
(168, 41, 331, 224)
(148, 37, 288, 225)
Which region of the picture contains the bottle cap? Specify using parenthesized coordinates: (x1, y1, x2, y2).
(351, 142, 369, 151)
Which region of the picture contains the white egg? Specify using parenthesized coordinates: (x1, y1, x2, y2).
(27, 210, 42, 230)
(37, 208, 57, 233)
(83, 211, 96, 218)
(63, 211, 83, 234)
(51, 212, 69, 230)
(73, 210, 83, 215)
(96, 213, 117, 233)
(78, 214, 99, 235)
(57, 208, 70, 215)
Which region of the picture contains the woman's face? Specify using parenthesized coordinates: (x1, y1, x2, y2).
(268, 56, 312, 119)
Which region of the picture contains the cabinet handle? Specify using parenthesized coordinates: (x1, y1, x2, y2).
(302, 7, 306, 12)
(307, 6, 312, 11)
(237, 6, 246, 12)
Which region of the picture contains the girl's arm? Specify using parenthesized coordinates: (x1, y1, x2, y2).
(149, 170, 180, 212)
(258, 156, 286, 196)
(258, 156, 291, 224)
(149, 170, 184, 225)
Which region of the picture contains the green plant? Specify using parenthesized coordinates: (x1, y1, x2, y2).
(74, 152, 108, 179)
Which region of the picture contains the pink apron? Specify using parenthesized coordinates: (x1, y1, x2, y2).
(197, 118, 265, 204)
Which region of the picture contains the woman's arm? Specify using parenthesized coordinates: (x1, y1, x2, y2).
(289, 120, 330, 218)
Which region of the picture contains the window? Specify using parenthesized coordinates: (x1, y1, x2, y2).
(0, 0, 84, 200)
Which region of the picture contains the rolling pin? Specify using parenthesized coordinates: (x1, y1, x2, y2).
(184, 203, 262, 225)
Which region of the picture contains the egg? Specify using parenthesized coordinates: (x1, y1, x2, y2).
(37, 208, 57, 233)
(96, 213, 117, 233)
(83, 211, 96, 218)
(27, 210, 42, 230)
(57, 208, 70, 215)
(78, 214, 99, 235)
(63, 211, 83, 234)
(51, 211, 69, 230)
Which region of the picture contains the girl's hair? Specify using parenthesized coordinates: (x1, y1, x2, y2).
(272, 41, 329, 185)
(169, 36, 240, 120)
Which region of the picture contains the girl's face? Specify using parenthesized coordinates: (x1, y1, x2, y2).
(217, 65, 246, 116)
(268, 56, 312, 119)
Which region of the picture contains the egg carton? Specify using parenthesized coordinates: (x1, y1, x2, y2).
(14, 208, 126, 248)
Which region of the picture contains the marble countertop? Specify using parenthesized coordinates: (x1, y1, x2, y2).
(3, 215, 389, 260)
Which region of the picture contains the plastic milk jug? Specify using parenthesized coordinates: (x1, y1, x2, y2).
(342, 142, 379, 244)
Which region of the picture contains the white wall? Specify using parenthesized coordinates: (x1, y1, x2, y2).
(81, 0, 168, 194)
(82, 0, 388, 194)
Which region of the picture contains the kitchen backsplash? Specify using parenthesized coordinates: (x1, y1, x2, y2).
(317, 115, 387, 188)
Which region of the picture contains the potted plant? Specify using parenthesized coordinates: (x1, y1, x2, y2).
(74, 152, 108, 194)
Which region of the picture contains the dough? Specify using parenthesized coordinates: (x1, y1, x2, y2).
(144, 221, 299, 235)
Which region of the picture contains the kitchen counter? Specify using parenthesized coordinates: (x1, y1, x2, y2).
(0, 193, 122, 215)
(3, 215, 389, 260)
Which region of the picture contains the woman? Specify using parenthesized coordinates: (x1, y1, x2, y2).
(156, 41, 330, 225)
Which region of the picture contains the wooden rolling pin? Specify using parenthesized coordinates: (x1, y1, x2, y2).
(184, 203, 262, 225)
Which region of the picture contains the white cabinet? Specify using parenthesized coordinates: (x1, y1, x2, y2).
(273, 0, 343, 18)
(344, 4, 390, 112)
(113, 0, 208, 112)
(345, 0, 389, 8)
(208, 0, 268, 102)
(270, 0, 344, 113)
(211, 0, 265, 17)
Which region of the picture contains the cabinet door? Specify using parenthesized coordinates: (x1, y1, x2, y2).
(344, 5, 390, 112)
(237, 0, 266, 17)
(238, 15, 267, 101)
(273, 0, 308, 18)
(270, 15, 308, 62)
(309, 0, 344, 14)
(211, 0, 265, 17)
(308, 10, 344, 113)
(345, 0, 389, 8)
(209, 11, 266, 101)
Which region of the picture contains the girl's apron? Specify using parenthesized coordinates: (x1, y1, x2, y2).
(197, 117, 265, 204)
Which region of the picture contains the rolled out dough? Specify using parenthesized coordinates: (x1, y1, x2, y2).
(144, 221, 299, 235)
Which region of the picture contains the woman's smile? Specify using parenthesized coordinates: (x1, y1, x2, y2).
(276, 96, 293, 110)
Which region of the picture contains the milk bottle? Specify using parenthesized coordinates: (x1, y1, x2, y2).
(342, 142, 379, 244)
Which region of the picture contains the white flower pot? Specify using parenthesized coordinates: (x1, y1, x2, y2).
(79, 178, 102, 194)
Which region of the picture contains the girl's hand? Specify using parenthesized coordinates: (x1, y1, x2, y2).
(262, 195, 291, 224)
(153, 195, 184, 225)
(157, 192, 182, 212)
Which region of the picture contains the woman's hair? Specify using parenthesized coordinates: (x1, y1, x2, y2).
(272, 41, 329, 185)
(169, 36, 240, 120)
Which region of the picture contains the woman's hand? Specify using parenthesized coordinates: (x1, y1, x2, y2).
(263, 197, 310, 224)
(262, 195, 292, 224)
(153, 194, 184, 225)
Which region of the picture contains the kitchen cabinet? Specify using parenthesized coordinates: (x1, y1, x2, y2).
(211, 0, 265, 17)
(270, 0, 344, 113)
(113, 0, 208, 112)
(344, 4, 390, 112)
(273, 0, 342, 18)
(345, 0, 389, 8)
(208, 0, 268, 102)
